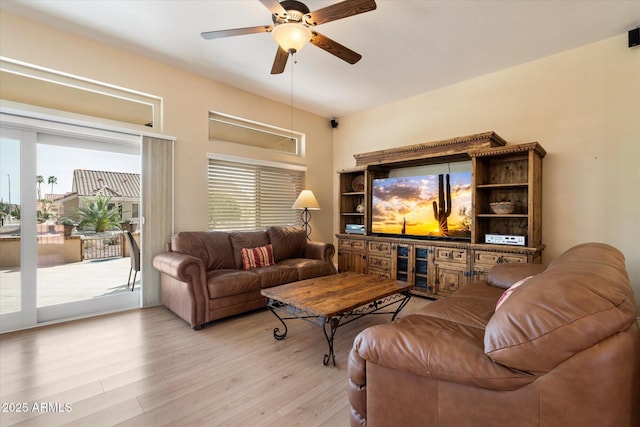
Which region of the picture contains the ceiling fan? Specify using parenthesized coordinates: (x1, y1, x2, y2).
(201, 0, 377, 74)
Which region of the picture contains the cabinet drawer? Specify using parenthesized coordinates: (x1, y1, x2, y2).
(368, 268, 391, 280)
(339, 239, 365, 251)
(368, 255, 391, 270)
(474, 251, 528, 265)
(434, 248, 467, 263)
(502, 254, 527, 264)
(367, 241, 392, 255)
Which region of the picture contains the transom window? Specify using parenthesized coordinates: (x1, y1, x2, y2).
(209, 111, 303, 156)
(1, 57, 161, 129)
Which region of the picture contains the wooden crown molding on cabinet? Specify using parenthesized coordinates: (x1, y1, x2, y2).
(353, 131, 507, 166)
(468, 141, 546, 158)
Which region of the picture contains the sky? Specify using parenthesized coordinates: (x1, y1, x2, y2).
(0, 139, 140, 203)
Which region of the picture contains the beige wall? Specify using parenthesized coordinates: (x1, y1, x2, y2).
(2, 11, 638, 309)
(334, 34, 640, 310)
(0, 11, 335, 243)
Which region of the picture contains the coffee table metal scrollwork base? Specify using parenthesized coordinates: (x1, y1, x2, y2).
(265, 290, 412, 366)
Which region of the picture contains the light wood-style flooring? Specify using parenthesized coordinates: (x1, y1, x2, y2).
(0, 297, 430, 426)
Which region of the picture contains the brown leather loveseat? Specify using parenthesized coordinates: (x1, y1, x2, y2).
(348, 243, 640, 426)
(153, 226, 336, 329)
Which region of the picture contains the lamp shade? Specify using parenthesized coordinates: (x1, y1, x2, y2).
(292, 190, 320, 210)
(271, 23, 312, 53)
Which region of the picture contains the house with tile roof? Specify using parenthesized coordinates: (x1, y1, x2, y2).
(56, 170, 140, 225)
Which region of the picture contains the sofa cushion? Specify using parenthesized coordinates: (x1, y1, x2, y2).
(171, 231, 235, 270)
(241, 244, 275, 269)
(255, 264, 298, 288)
(277, 258, 335, 281)
(484, 243, 637, 375)
(206, 269, 261, 299)
(229, 231, 270, 269)
(410, 281, 503, 330)
(267, 226, 307, 262)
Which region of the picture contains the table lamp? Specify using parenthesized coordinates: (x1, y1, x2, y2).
(292, 190, 320, 239)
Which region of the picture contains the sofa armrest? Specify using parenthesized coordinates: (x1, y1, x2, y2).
(153, 251, 205, 283)
(351, 317, 535, 391)
(487, 263, 547, 289)
(348, 348, 368, 426)
(153, 251, 208, 329)
(305, 241, 336, 263)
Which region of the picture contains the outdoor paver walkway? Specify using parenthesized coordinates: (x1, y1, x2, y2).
(0, 257, 138, 314)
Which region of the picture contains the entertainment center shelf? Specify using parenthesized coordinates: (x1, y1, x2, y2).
(336, 131, 545, 299)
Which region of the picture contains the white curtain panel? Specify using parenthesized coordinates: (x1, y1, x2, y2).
(141, 136, 174, 307)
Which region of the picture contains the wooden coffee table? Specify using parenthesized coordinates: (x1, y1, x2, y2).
(261, 272, 413, 366)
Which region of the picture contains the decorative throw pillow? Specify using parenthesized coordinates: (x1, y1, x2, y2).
(495, 275, 533, 311)
(241, 244, 275, 270)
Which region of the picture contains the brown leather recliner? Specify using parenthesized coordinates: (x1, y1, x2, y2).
(348, 243, 640, 426)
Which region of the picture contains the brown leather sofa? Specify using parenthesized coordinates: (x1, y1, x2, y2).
(153, 226, 336, 329)
(348, 243, 640, 426)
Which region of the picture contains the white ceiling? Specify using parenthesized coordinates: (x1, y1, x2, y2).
(2, 0, 639, 118)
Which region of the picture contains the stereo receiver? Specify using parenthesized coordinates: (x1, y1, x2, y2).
(485, 234, 526, 246)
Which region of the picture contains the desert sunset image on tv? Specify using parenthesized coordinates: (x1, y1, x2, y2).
(371, 172, 472, 239)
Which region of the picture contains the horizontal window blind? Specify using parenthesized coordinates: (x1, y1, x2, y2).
(208, 158, 304, 231)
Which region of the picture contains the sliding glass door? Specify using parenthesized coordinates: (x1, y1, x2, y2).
(1, 125, 142, 332)
(0, 129, 28, 325)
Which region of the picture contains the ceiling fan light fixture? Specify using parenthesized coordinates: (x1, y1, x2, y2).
(271, 22, 312, 53)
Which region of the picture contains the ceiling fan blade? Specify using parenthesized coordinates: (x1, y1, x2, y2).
(271, 46, 289, 74)
(306, 0, 376, 26)
(259, 0, 287, 17)
(201, 25, 272, 40)
(310, 31, 362, 64)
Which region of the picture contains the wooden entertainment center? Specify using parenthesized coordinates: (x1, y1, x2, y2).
(336, 131, 546, 298)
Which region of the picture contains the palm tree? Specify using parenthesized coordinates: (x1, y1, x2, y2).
(48, 176, 58, 199)
(75, 194, 122, 233)
(36, 175, 44, 200)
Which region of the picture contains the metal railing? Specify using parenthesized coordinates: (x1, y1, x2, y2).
(81, 234, 123, 260)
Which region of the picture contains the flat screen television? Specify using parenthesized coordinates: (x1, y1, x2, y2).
(371, 171, 472, 240)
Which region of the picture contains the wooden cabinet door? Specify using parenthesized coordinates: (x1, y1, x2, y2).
(338, 250, 352, 273)
(435, 262, 467, 296)
(338, 238, 366, 274)
(413, 245, 430, 293)
(338, 251, 367, 274)
(393, 243, 414, 284)
(352, 252, 367, 274)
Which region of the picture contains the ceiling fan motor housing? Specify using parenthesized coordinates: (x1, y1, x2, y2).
(272, 0, 311, 24)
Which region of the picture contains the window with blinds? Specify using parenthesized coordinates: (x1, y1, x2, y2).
(208, 158, 304, 231)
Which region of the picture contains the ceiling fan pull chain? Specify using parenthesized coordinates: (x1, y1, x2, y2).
(290, 52, 295, 105)
(290, 52, 295, 139)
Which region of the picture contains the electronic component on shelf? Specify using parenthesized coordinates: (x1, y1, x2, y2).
(345, 224, 365, 234)
(485, 234, 526, 246)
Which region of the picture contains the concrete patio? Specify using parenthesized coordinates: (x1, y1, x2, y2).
(0, 256, 139, 314)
